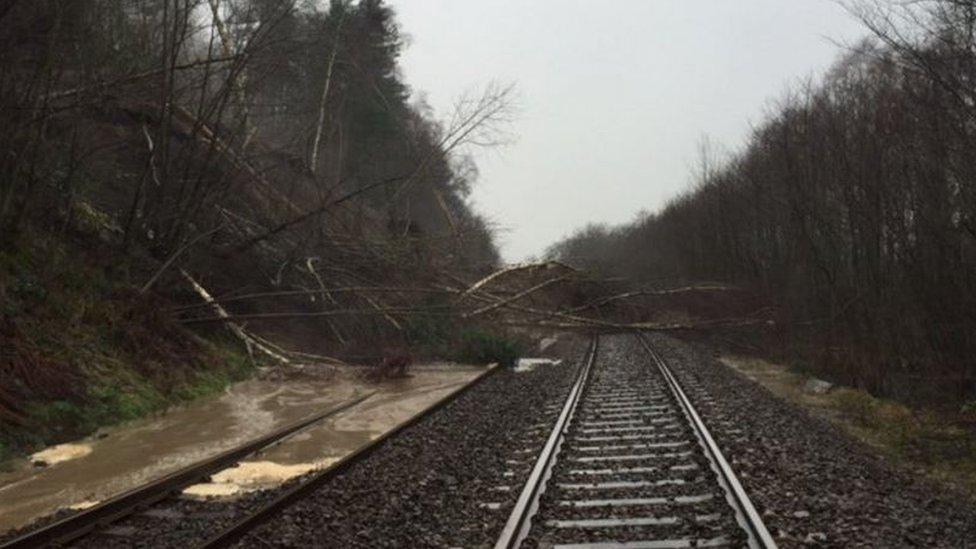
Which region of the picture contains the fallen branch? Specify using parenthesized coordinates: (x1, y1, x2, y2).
(561, 284, 738, 314)
(141, 226, 224, 293)
(357, 291, 403, 331)
(444, 284, 621, 328)
(170, 286, 453, 312)
(456, 261, 576, 301)
(180, 269, 290, 364)
(303, 257, 346, 345)
(496, 317, 770, 332)
(179, 305, 455, 325)
(494, 319, 686, 330)
(284, 350, 350, 366)
(225, 173, 412, 256)
(462, 275, 570, 319)
(245, 331, 348, 366)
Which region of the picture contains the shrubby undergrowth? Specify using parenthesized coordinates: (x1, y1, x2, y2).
(0, 225, 256, 462)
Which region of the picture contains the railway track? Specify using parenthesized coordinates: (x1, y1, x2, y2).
(5, 335, 774, 548)
(1, 364, 498, 549)
(496, 333, 776, 548)
(0, 392, 375, 549)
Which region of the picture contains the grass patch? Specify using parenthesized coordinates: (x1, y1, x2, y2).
(172, 345, 255, 400)
(723, 355, 976, 498)
(833, 388, 877, 425)
(833, 387, 976, 470)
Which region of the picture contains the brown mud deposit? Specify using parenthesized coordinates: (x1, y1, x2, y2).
(0, 362, 486, 533)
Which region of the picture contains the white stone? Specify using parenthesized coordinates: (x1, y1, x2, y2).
(803, 378, 834, 395)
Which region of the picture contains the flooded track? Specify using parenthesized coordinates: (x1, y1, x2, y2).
(0, 363, 489, 546)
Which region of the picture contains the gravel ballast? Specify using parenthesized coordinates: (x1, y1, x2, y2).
(644, 332, 976, 548)
(9, 332, 975, 548)
(524, 335, 747, 548)
(36, 336, 587, 549)
(227, 339, 586, 548)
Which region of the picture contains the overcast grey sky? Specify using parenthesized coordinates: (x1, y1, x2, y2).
(392, 1, 869, 262)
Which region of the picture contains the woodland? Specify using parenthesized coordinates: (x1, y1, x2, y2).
(3, 0, 976, 457)
(548, 1, 976, 408)
(0, 0, 516, 454)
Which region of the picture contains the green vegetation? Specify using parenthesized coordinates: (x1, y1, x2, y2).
(963, 400, 976, 417)
(0, 227, 257, 462)
(404, 298, 456, 354)
(0, 0, 508, 462)
(834, 388, 976, 472)
(726, 356, 976, 497)
(455, 329, 526, 368)
(403, 300, 528, 368)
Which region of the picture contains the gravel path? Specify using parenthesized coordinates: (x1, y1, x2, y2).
(644, 332, 976, 548)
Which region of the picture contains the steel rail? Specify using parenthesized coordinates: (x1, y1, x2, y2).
(494, 336, 598, 549)
(637, 333, 777, 549)
(199, 362, 501, 549)
(1, 391, 375, 549)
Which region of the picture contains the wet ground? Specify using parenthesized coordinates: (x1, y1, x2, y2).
(0, 362, 486, 534)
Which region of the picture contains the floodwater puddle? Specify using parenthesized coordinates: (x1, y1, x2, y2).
(182, 366, 485, 498)
(0, 362, 487, 534)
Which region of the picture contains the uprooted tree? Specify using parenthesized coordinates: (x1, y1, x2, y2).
(0, 0, 516, 362)
(0, 0, 536, 444)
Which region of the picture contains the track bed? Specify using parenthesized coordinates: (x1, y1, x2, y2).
(507, 334, 772, 548)
(7, 333, 976, 548)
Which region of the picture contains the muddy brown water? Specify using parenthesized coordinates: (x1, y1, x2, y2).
(0, 363, 487, 534)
